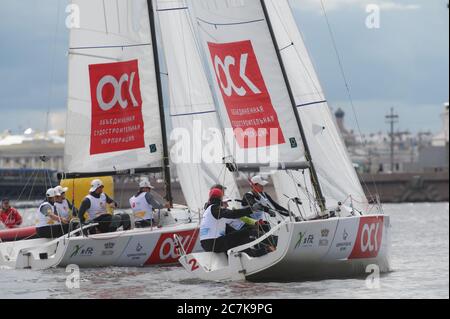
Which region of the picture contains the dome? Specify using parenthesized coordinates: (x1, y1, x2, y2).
(335, 108, 345, 118)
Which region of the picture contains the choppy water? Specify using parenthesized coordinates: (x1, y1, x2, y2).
(0, 203, 448, 299)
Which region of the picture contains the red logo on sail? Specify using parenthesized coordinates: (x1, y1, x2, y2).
(88, 59, 145, 155)
(349, 216, 384, 259)
(208, 40, 285, 149)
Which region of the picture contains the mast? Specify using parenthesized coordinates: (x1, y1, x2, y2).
(147, 0, 173, 206)
(260, 0, 326, 212)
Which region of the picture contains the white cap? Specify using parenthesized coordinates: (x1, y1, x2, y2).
(54, 185, 68, 194)
(46, 188, 59, 198)
(251, 175, 268, 186)
(139, 179, 154, 189)
(89, 179, 104, 192)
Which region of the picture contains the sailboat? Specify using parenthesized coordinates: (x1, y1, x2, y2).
(0, 0, 203, 270)
(164, 0, 391, 282)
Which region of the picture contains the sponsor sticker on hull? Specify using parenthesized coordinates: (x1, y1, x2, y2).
(146, 230, 199, 265)
(349, 216, 384, 259)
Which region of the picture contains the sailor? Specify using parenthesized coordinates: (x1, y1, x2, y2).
(77, 179, 131, 234)
(203, 184, 257, 233)
(0, 198, 23, 229)
(54, 185, 77, 219)
(129, 179, 165, 228)
(36, 188, 70, 238)
(242, 175, 290, 222)
(200, 188, 272, 256)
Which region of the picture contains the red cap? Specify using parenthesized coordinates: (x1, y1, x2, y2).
(209, 188, 224, 199)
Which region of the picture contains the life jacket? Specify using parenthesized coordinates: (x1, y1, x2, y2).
(85, 193, 108, 221)
(55, 199, 70, 220)
(129, 192, 153, 221)
(36, 201, 59, 228)
(200, 205, 232, 241)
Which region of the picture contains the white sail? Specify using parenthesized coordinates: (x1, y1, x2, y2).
(65, 0, 164, 174)
(188, 0, 305, 166)
(266, 0, 368, 212)
(157, 0, 241, 211)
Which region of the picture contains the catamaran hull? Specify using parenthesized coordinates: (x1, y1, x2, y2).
(179, 215, 391, 282)
(0, 226, 37, 242)
(0, 223, 201, 270)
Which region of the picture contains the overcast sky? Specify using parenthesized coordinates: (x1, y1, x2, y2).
(0, 0, 448, 135)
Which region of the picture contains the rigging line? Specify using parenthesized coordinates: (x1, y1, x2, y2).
(68, 52, 121, 61)
(196, 17, 265, 27)
(116, 0, 121, 34)
(103, 0, 109, 34)
(46, 168, 54, 189)
(279, 43, 294, 52)
(197, 22, 219, 42)
(71, 27, 142, 42)
(170, 110, 216, 117)
(179, 9, 194, 112)
(287, 170, 317, 217)
(17, 168, 38, 203)
(273, 0, 323, 97)
(69, 43, 152, 50)
(27, 169, 40, 202)
(297, 100, 328, 108)
(45, 0, 62, 137)
(319, 0, 379, 205)
(301, 170, 318, 216)
(186, 11, 232, 160)
(156, 7, 188, 12)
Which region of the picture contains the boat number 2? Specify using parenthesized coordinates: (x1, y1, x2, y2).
(188, 258, 199, 272)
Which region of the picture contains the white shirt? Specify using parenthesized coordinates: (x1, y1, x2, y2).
(37, 201, 60, 228)
(129, 192, 153, 221)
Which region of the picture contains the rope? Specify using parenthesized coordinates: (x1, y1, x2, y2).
(319, 0, 381, 209)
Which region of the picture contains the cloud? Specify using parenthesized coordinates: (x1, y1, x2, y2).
(293, 0, 421, 13)
(49, 111, 67, 131)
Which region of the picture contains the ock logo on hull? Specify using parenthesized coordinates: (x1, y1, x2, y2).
(88, 59, 145, 155)
(208, 40, 285, 149)
(145, 230, 199, 265)
(349, 216, 384, 259)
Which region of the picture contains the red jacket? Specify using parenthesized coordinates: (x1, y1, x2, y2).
(0, 207, 23, 229)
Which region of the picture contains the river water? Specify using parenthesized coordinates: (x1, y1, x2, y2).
(0, 203, 448, 299)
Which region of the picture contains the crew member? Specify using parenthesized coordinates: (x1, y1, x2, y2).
(203, 184, 257, 233)
(0, 198, 23, 229)
(36, 188, 70, 238)
(242, 175, 290, 221)
(200, 188, 273, 257)
(54, 185, 77, 219)
(129, 179, 165, 228)
(78, 179, 131, 233)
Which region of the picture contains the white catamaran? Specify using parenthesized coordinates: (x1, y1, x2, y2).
(1, 0, 391, 281)
(162, 0, 391, 282)
(0, 0, 206, 270)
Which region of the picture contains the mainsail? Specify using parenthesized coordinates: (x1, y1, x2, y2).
(188, 0, 305, 166)
(266, 0, 369, 212)
(157, 0, 241, 212)
(65, 0, 164, 174)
